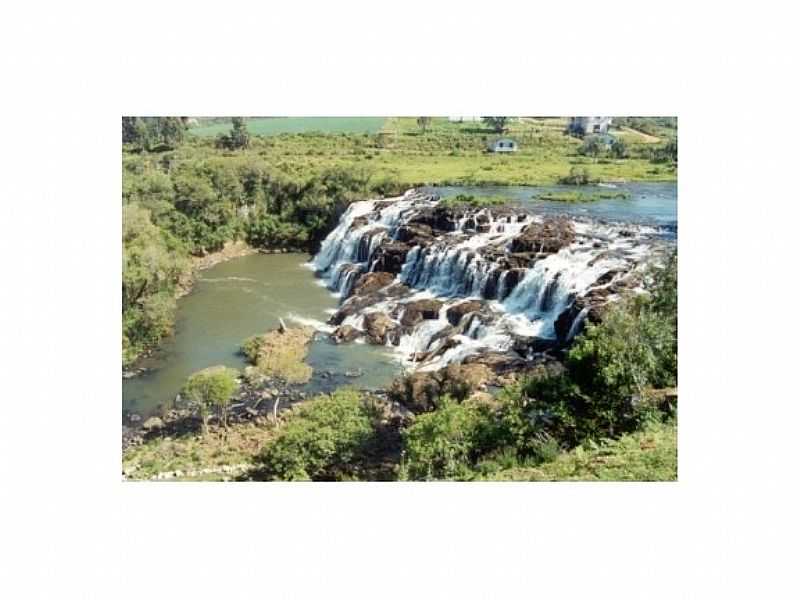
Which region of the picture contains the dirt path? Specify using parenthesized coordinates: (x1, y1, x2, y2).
(619, 126, 661, 144)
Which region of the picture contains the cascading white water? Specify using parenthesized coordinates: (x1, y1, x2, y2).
(311, 190, 661, 370)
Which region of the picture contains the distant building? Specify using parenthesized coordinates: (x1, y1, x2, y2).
(448, 116, 483, 122)
(488, 138, 518, 153)
(567, 117, 613, 137)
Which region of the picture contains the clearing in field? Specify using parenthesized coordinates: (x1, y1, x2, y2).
(190, 116, 387, 137)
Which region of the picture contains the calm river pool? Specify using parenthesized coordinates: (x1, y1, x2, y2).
(122, 253, 399, 421)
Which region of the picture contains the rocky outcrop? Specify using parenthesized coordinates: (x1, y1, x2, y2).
(331, 324, 361, 344)
(446, 300, 483, 326)
(351, 271, 395, 296)
(510, 216, 575, 254)
(363, 312, 398, 345)
(388, 363, 494, 413)
(399, 299, 443, 327)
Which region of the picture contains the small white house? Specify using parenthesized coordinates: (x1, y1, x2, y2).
(567, 117, 613, 137)
(488, 138, 518, 153)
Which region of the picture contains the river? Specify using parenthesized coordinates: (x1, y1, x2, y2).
(122, 253, 399, 422)
(123, 182, 676, 422)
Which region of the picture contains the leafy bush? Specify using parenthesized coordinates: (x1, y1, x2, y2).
(610, 138, 628, 159)
(182, 366, 240, 432)
(569, 300, 676, 398)
(558, 166, 592, 185)
(401, 397, 497, 481)
(255, 389, 379, 480)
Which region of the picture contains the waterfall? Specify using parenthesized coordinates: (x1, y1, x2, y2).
(311, 189, 662, 370)
(566, 307, 590, 341)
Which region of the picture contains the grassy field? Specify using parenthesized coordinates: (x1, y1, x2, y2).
(190, 117, 387, 137)
(160, 116, 676, 187)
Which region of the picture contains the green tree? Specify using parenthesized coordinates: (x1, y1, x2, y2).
(182, 366, 240, 433)
(567, 299, 677, 429)
(122, 205, 189, 365)
(559, 166, 592, 185)
(579, 136, 601, 158)
(482, 116, 510, 133)
(416, 116, 432, 133)
(610, 138, 628, 158)
(255, 389, 378, 480)
(216, 117, 251, 150)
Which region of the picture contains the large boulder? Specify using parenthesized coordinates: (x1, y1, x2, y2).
(142, 416, 164, 432)
(463, 352, 528, 374)
(400, 299, 443, 327)
(445, 300, 483, 326)
(388, 372, 441, 413)
(395, 223, 435, 247)
(510, 216, 575, 254)
(387, 363, 494, 413)
(351, 272, 395, 297)
(363, 312, 398, 345)
(439, 364, 493, 400)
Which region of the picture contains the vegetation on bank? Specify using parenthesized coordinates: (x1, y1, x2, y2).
(252, 389, 384, 481)
(536, 190, 631, 203)
(479, 419, 677, 481)
(439, 193, 511, 209)
(123, 251, 677, 482)
(240, 326, 314, 384)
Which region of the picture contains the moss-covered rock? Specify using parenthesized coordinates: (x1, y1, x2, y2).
(239, 326, 314, 384)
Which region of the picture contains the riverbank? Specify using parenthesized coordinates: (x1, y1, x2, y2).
(124, 241, 259, 374)
(175, 240, 258, 299)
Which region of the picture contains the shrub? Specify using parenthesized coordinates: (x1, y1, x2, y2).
(239, 327, 314, 384)
(439, 194, 510, 209)
(401, 397, 496, 480)
(182, 366, 240, 432)
(558, 166, 592, 185)
(610, 138, 628, 159)
(255, 389, 379, 480)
